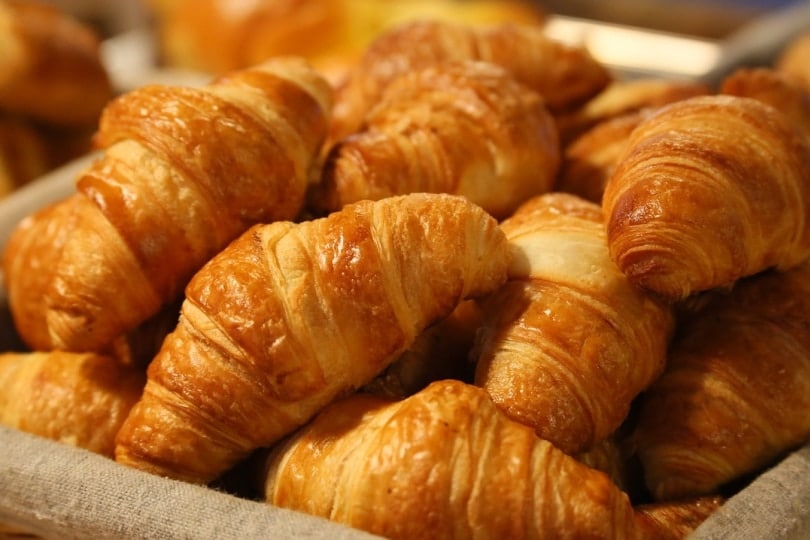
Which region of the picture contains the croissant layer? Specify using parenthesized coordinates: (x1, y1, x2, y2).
(633, 263, 810, 500)
(313, 59, 560, 219)
(473, 193, 673, 454)
(2, 57, 332, 353)
(603, 94, 810, 300)
(114, 193, 510, 484)
(0, 350, 145, 457)
(263, 379, 641, 540)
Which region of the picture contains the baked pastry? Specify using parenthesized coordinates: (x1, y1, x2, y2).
(2, 57, 332, 354)
(0, 0, 113, 126)
(329, 18, 611, 144)
(311, 59, 560, 219)
(635, 496, 725, 539)
(720, 67, 810, 140)
(262, 379, 640, 540)
(472, 192, 673, 454)
(631, 263, 810, 500)
(0, 350, 145, 457)
(114, 193, 510, 484)
(602, 94, 810, 301)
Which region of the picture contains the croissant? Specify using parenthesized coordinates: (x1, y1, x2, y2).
(602, 94, 810, 301)
(631, 263, 810, 500)
(262, 379, 640, 540)
(471, 192, 673, 455)
(114, 193, 510, 484)
(311, 59, 560, 219)
(329, 18, 611, 143)
(720, 67, 810, 140)
(0, 0, 113, 126)
(2, 57, 332, 354)
(0, 350, 145, 457)
(556, 110, 647, 204)
(635, 496, 724, 540)
(554, 78, 709, 147)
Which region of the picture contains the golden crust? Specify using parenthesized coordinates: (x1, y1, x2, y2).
(114, 193, 510, 484)
(633, 263, 810, 500)
(263, 379, 640, 539)
(472, 192, 673, 454)
(329, 18, 610, 144)
(2, 57, 332, 354)
(0, 350, 145, 457)
(603, 94, 810, 300)
(313, 59, 560, 219)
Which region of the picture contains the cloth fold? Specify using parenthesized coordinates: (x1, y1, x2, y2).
(0, 426, 380, 540)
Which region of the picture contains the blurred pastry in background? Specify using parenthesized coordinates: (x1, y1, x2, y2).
(0, 0, 114, 197)
(776, 31, 810, 91)
(143, 0, 546, 84)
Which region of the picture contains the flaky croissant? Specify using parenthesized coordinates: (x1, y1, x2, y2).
(329, 18, 610, 143)
(631, 262, 810, 501)
(0, 350, 145, 457)
(0, 0, 113, 126)
(602, 94, 810, 301)
(2, 57, 332, 354)
(114, 193, 510, 484)
(262, 379, 640, 540)
(311, 59, 559, 219)
(720, 67, 810, 140)
(471, 192, 673, 455)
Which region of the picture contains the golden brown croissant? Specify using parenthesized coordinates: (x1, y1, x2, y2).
(602, 94, 810, 301)
(329, 18, 611, 143)
(631, 262, 810, 500)
(2, 57, 332, 354)
(471, 192, 674, 455)
(114, 193, 510, 484)
(554, 78, 709, 147)
(0, 0, 113, 126)
(720, 67, 810, 140)
(311, 59, 560, 219)
(0, 350, 145, 457)
(635, 496, 724, 540)
(262, 379, 641, 540)
(556, 110, 648, 204)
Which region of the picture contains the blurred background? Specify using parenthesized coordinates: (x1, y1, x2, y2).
(39, 0, 808, 40)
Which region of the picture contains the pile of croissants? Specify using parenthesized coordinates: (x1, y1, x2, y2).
(2, 8, 810, 540)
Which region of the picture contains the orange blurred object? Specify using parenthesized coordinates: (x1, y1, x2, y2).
(146, 0, 546, 82)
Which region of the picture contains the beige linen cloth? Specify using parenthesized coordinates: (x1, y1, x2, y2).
(0, 426, 381, 539)
(1, 424, 809, 539)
